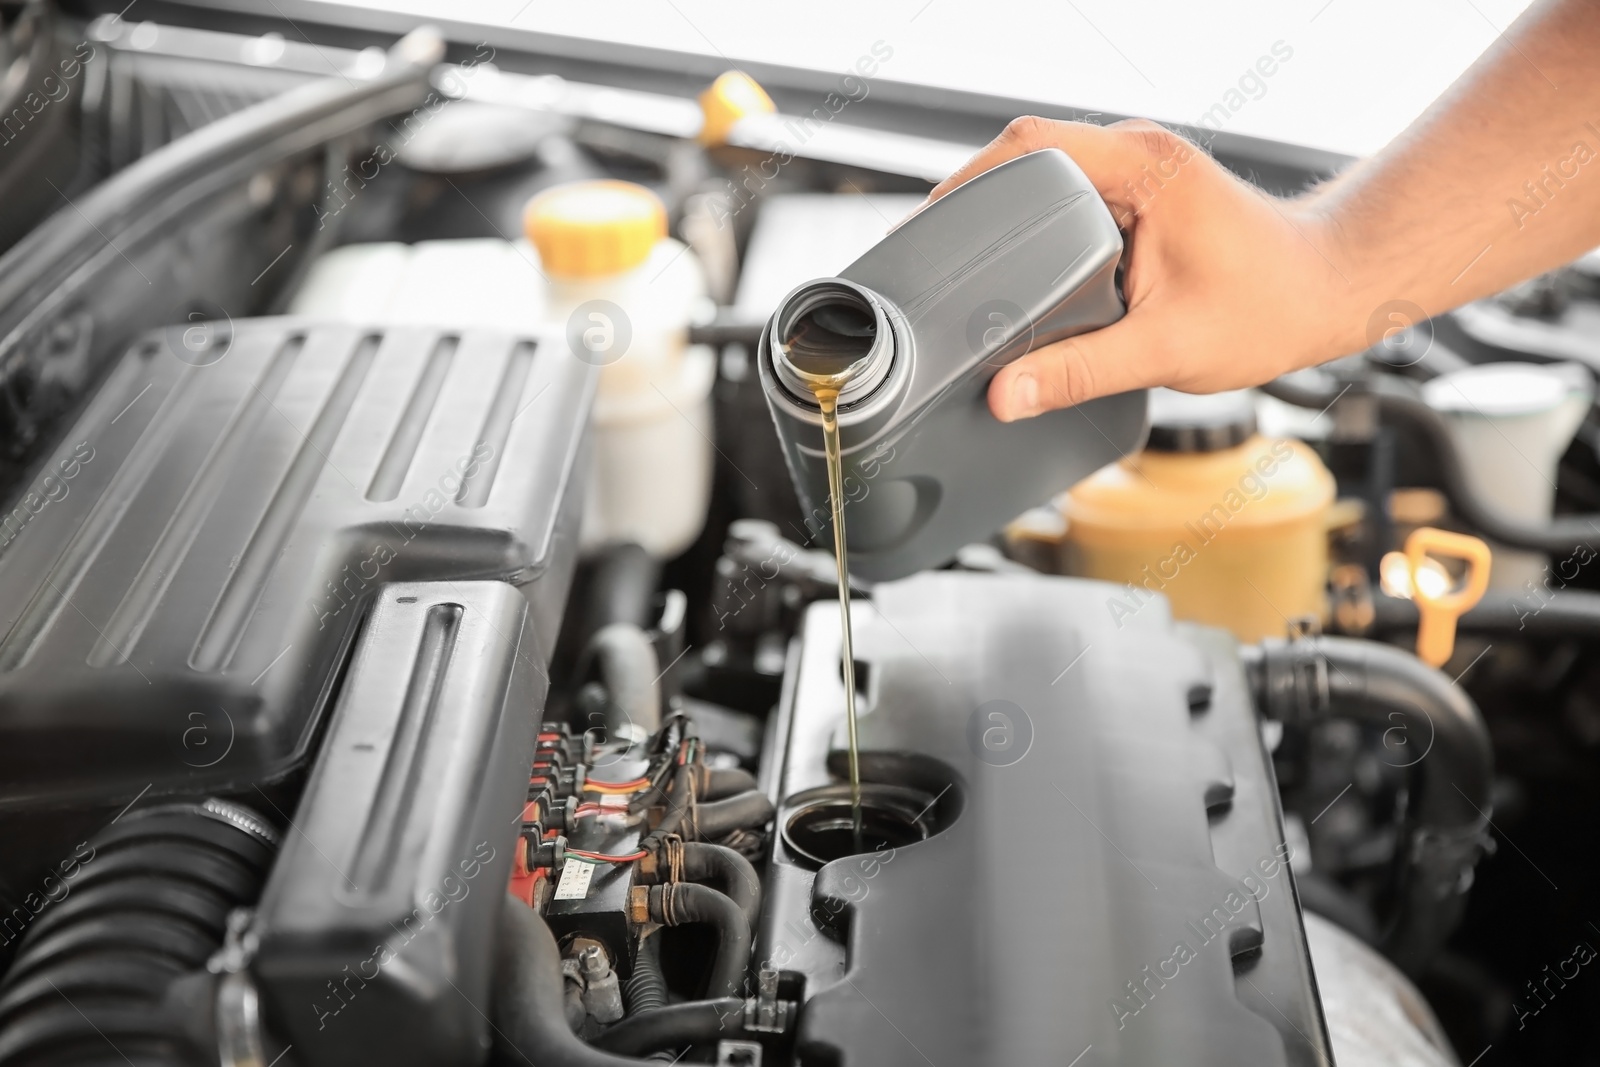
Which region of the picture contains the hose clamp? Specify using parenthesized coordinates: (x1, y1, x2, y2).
(216, 970, 267, 1067)
(743, 968, 791, 1035)
(201, 798, 282, 849)
(1253, 629, 1330, 727)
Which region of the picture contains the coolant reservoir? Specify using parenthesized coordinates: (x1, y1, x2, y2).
(1063, 390, 1334, 641)
(525, 180, 714, 559)
(1421, 361, 1591, 591)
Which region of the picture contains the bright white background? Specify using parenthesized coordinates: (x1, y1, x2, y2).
(330, 0, 1536, 157)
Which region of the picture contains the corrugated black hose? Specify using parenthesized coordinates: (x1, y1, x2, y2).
(624, 935, 668, 1015)
(0, 799, 279, 1067)
(1245, 634, 1493, 973)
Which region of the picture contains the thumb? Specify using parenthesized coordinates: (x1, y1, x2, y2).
(987, 316, 1164, 421)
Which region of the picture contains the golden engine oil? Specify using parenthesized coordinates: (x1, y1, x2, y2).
(776, 297, 879, 843)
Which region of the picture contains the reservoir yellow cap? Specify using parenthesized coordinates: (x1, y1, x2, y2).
(698, 70, 775, 146)
(523, 180, 667, 277)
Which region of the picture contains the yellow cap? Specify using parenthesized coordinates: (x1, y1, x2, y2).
(697, 70, 775, 146)
(523, 180, 667, 278)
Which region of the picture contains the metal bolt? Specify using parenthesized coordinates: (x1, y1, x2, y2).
(579, 944, 608, 977)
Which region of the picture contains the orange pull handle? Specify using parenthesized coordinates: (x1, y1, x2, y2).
(697, 71, 776, 146)
(1405, 527, 1491, 668)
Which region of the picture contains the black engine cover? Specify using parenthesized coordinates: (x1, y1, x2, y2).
(761, 572, 1331, 1066)
(0, 318, 590, 900)
(250, 580, 543, 1067)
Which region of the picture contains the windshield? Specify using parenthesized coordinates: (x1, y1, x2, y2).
(320, 0, 1531, 156)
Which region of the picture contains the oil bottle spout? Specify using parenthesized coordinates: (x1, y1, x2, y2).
(769, 278, 898, 408)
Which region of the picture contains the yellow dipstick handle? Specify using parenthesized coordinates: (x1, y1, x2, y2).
(1405, 527, 1491, 668)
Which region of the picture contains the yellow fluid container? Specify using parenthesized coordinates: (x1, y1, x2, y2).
(1063, 392, 1334, 641)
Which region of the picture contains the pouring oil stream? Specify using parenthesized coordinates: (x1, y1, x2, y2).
(816, 388, 863, 847)
(779, 300, 878, 849)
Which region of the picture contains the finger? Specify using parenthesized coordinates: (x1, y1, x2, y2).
(987, 316, 1168, 422)
(926, 116, 1089, 205)
(892, 117, 1112, 234)
(926, 117, 1182, 211)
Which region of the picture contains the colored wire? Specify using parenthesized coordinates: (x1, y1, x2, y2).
(587, 775, 652, 788)
(575, 804, 628, 818)
(566, 848, 648, 864)
(584, 778, 652, 795)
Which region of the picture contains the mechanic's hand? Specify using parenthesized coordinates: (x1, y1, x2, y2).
(924, 117, 1361, 422)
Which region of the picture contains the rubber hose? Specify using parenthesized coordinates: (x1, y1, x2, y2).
(624, 936, 668, 1016)
(585, 542, 661, 633)
(1263, 373, 1600, 555)
(1258, 371, 1352, 411)
(587, 623, 662, 739)
(703, 767, 759, 802)
(621, 939, 688, 1063)
(693, 791, 775, 841)
(1246, 635, 1492, 972)
(687, 312, 766, 349)
(1367, 589, 1600, 642)
(643, 883, 752, 998)
(491, 896, 660, 1067)
(593, 999, 747, 1057)
(0, 800, 279, 1067)
(678, 843, 761, 929)
(1249, 635, 1491, 832)
(1322, 638, 1492, 825)
(1323, 637, 1491, 973)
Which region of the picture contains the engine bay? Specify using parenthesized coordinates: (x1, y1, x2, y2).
(0, 6, 1595, 1066)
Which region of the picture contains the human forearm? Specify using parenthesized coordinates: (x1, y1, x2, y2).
(1309, 0, 1600, 350)
(924, 0, 1600, 420)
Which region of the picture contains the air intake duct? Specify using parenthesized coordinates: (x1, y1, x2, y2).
(0, 799, 279, 1066)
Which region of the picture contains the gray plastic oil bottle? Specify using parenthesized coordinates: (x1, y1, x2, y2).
(758, 147, 1149, 580)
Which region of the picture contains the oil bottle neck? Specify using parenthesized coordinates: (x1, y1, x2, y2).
(769, 279, 896, 408)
